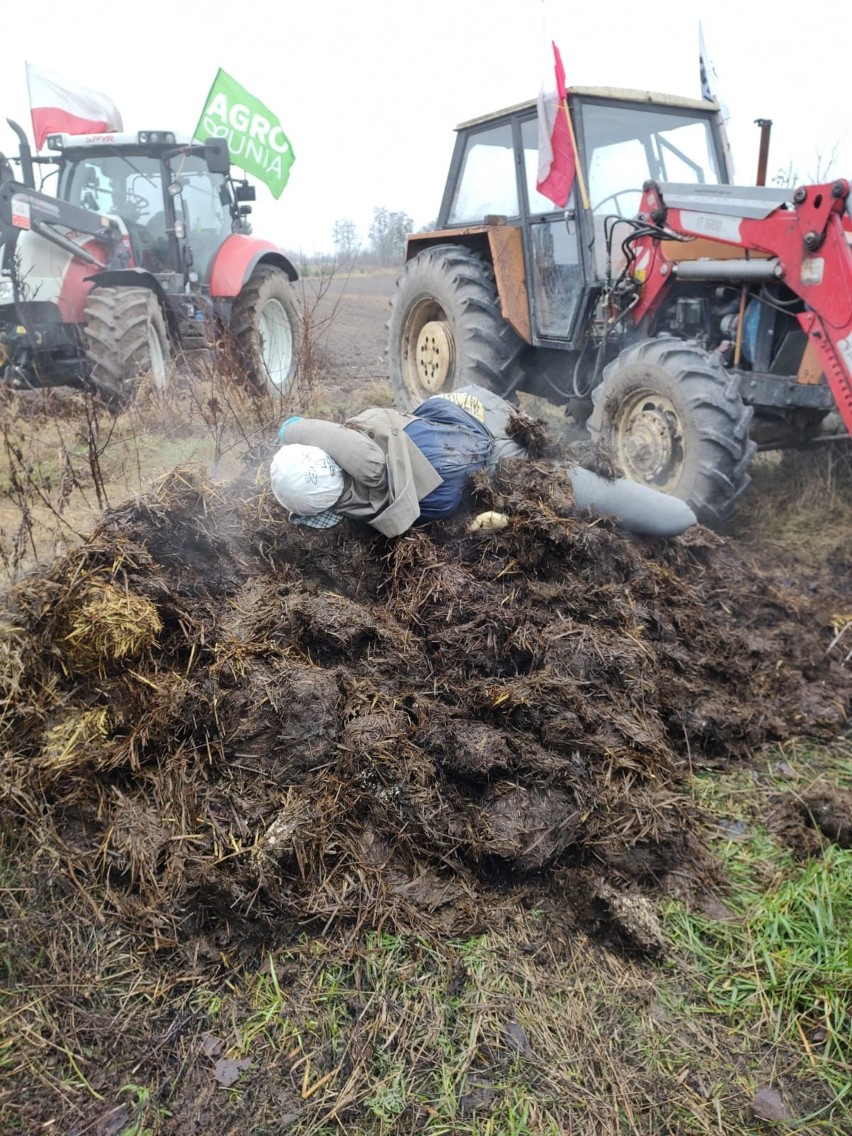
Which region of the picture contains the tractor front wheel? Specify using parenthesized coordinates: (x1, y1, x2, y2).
(588, 337, 756, 525)
(387, 244, 525, 410)
(84, 286, 171, 410)
(230, 266, 300, 399)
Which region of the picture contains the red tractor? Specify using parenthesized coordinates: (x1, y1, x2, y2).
(388, 88, 852, 523)
(0, 119, 299, 406)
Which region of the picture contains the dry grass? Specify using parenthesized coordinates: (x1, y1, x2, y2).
(60, 582, 163, 673)
(0, 368, 270, 581)
(729, 446, 852, 562)
(0, 281, 396, 586)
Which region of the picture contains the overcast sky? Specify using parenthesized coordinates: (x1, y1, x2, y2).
(1, 0, 847, 255)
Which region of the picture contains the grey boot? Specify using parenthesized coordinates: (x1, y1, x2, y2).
(566, 466, 697, 537)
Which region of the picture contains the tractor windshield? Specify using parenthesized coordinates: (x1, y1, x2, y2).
(62, 154, 164, 227)
(59, 152, 231, 279)
(579, 100, 725, 219)
(577, 100, 726, 281)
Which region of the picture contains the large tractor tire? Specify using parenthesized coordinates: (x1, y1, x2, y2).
(588, 337, 756, 525)
(84, 286, 171, 410)
(230, 265, 300, 399)
(388, 244, 525, 410)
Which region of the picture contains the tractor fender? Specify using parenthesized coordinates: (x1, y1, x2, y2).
(405, 226, 531, 344)
(11, 229, 113, 323)
(209, 236, 297, 300)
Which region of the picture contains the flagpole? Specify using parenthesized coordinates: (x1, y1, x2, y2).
(561, 96, 589, 211)
(699, 21, 735, 179)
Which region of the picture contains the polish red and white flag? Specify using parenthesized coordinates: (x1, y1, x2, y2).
(25, 63, 123, 149)
(536, 41, 576, 208)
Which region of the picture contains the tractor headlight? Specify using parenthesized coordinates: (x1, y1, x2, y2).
(137, 131, 176, 145)
(0, 278, 14, 305)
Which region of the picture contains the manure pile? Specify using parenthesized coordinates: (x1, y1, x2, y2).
(1, 460, 848, 945)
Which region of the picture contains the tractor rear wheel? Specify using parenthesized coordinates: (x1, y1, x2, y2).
(388, 244, 524, 410)
(588, 337, 756, 525)
(84, 286, 171, 410)
(230, 266, 300, 399)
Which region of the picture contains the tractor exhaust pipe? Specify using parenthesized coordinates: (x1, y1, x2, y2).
(755, 119, 773, 187)
(6, 119, 34, 188)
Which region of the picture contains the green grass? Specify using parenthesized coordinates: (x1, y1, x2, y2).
(187, 930, 588, 1134)
(113, 1084, 171, 1136)
(664, 747, 852, 1122)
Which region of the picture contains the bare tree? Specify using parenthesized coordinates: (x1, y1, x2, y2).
(772, 140, 842, 188)
(368, 207, 413, 265)
(332, 217, 359, 261)
(808, 141, 841, 182)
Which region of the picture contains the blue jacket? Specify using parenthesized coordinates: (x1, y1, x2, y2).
(404, 397, 495, 517)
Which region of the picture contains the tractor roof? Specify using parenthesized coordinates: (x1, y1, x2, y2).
(46, 129, 191, 153)
(456, 86, 719, 130)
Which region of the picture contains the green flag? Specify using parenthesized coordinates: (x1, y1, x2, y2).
(194, 69, 294, 199)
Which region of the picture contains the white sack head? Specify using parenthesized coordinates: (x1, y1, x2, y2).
(270, 444, 344, 516)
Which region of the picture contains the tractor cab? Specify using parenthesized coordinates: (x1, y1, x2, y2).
(390, 87, 848, 527)
(50, 131, 244, 290)
(435, 88, 730, 346)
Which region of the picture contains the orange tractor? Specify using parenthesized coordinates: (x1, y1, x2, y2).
(388, 88, 852, 523)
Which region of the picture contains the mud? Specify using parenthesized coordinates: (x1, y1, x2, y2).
(799, 786, 852, 847)
(1, 454, 848, 951)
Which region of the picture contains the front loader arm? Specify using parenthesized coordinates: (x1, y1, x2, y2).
(0, 180, 126, 269)
(631, 180, 852, 434)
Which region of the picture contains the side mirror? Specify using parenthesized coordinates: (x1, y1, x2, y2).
(235, 183, 256, 203)
(204, 138, 230, 175)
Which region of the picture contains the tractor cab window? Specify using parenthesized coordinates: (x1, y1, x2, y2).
(61, 152, 232, 279)
(578, 101, 724, 279)
(166, 154, 232, 282)
(448, 122, 519, 223)
(581, 102, 723, 216)
(64, 155, 163, 226)
(168, 155, 230, 240)
(61, 154, 171, 271)
(520, 115, 582, 340)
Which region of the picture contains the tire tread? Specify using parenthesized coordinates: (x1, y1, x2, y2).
(588, 336, 756, 525)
